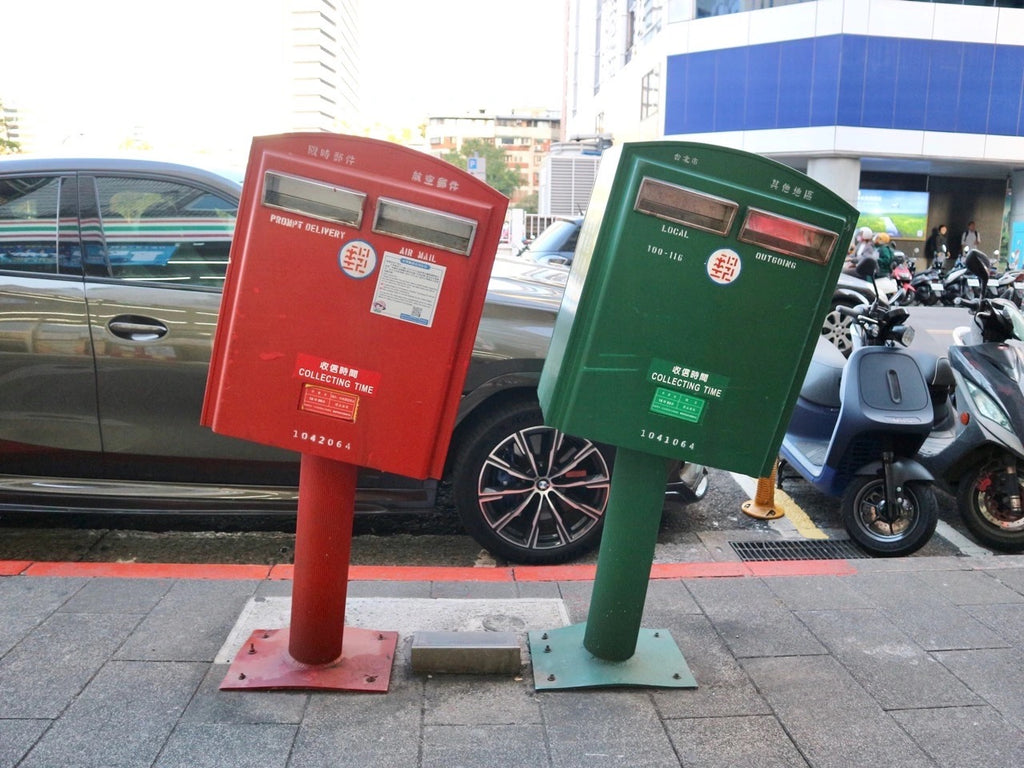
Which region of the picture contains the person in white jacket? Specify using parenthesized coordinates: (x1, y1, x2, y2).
(962, 221, 981, 251)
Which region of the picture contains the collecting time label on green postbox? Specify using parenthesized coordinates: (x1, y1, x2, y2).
(538, 141, 860, 478)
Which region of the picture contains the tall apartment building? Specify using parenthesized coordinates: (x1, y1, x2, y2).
(564, 0, 1024, 260)
(290, 0, 360, 134)
(424, 111, 562, 205)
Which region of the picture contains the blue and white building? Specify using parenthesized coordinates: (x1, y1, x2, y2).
(564, 0, 1024, 263)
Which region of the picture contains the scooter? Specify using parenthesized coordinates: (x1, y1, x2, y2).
(890, 251, 915, 305)
(910, 266, 945, 306)
(916, 250, 1024, 551)
(779, 257, 939, 556)
(984, 250, 1024, 308)
(941, 247, 983, 305)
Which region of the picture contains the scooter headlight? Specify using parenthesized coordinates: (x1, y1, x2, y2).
(964, 380, 1012, 431)
(892, 324, 915, 347)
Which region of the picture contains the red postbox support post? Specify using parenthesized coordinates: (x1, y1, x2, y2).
(289, 454, 356, 664)
(220, 454, 398, 691)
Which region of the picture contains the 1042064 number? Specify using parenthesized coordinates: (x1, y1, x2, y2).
(293, 430, 352, 452)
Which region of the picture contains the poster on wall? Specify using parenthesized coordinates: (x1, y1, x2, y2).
(855, 190, 929, 240)
(1010, 221, 1024, 270)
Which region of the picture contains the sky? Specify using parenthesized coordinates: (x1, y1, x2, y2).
(2, 0, 566, 156)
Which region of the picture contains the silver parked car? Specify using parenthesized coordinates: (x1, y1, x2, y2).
(0, 156, 707, 564)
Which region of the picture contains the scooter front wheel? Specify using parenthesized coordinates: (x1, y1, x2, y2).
(958, 457, 1024, 552)
(841, 478, 938, 556)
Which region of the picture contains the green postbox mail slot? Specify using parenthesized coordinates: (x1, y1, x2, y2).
(538, 142, 859, 478)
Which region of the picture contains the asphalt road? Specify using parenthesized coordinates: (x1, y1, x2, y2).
(0, 304, 1007, 568)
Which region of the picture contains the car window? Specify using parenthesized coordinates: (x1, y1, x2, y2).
(0, 175, 81, 275)
(528, 219, 580, 254)
(93, 176, 236, 287)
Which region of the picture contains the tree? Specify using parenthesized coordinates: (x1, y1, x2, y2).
(515, 191, 538, 213)
(0, 99, 21, 155)
(442, 138, 522, 199)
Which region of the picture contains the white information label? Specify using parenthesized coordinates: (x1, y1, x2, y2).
(370, 251, 446, 327)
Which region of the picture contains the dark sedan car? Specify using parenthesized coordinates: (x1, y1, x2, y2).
(516, 216, 582, 266)
(0, 156, 707, 564)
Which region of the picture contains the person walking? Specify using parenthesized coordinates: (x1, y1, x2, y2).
(962, 221, 981, 251)
(927, 224, 949, 270)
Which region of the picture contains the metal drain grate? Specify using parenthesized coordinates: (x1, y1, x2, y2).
(730, 539, 870, 562)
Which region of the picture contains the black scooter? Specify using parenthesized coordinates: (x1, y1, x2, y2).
(779, 258, 939, 556)
(917, 251, 1024, 551)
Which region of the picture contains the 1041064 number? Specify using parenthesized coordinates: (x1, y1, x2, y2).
(293, 430, 351, 451)
(640, 429, 695, 450)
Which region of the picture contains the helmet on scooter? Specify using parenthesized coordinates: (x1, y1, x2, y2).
(873, 232, 891, 245)
(857, 226, 873, 241)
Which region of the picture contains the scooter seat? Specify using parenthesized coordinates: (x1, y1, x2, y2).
(800, 337, 847, 408)
(905, 349, 955, 392)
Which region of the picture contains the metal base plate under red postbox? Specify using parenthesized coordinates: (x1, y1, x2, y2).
(220, 626, 398, 692)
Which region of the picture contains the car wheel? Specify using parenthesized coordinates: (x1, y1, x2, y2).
(451, 395, 612, 564)
(821, 299, 859, 357)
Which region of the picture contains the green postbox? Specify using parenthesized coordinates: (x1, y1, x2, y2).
(530, 141, 859, 690)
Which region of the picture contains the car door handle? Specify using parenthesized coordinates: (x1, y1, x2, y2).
(108, 315, 169, 341)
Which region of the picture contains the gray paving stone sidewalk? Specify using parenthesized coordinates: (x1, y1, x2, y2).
(2, 555, 1024, 767)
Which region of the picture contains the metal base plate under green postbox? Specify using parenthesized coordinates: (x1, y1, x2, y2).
(529, 624, 696, 690)
(539, 141, 859, 478)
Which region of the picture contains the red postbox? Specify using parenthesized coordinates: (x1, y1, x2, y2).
(203, 133, 507, 691)
(204, 133, 507, 480)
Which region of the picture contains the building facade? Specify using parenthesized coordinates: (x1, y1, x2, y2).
(424, 111, 562, 206)
(565, 0, 1024, 262)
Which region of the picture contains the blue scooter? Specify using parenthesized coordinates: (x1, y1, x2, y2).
(779, 258, 941, 556)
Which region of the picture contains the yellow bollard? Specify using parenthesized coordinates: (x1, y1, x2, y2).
(741, 459, 785, 520)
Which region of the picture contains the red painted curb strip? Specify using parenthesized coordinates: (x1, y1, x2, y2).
(2, 559, 858, 581)
(746, 559, 859, 577)
(651, 562, 751, 579)
(0, 561, 30, 576)
(513, 564, 597, 582)
(24, 562, 272, 580)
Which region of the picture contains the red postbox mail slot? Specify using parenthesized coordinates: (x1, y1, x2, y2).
(202, 133, 508, 480)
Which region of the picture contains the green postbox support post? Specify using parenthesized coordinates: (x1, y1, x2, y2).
(529, 140, 859, 691)
(583, 448, 672, 660)
(529, 446, 696, 688)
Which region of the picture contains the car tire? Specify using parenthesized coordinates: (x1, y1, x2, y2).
(821, 298, 860, 357)
(450, 395, 612, 564)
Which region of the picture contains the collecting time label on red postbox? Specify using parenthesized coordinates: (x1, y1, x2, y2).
(202, 134, 508, 479)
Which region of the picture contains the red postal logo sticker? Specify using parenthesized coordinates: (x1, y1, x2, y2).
(339, 239, 377, 279)
(707, 249, 742, 285)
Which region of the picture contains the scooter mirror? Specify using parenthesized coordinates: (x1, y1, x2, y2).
(966, 249, 990, 294)
(855, 254, 878, 280)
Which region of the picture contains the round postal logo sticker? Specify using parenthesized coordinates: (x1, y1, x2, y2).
(338, 240, 377, 279)
(706, 249, 741, 285)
